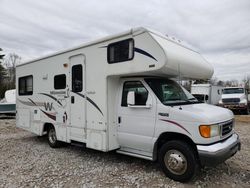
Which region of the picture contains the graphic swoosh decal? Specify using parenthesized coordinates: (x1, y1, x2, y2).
(100, 45, 157, 62)
(40, 109, 56, 121)
(39, 93, 62, 106)
(73, 92, 103, 116)
(160, 119, 191, 135)
(28, 98, 37, 106)
(18, 99, 35, 106)
(134, 48, 157, 61)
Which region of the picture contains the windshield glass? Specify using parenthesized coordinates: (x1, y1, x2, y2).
(145, 78, 198, 105)
(223, 88, 244, 94)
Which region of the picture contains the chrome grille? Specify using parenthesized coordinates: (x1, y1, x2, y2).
(220, 120, 234, 136)
(222, 98, 240, 104)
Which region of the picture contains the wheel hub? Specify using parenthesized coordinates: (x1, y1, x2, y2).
(49, 129, 57, 144)
(164, 149, 187, 175)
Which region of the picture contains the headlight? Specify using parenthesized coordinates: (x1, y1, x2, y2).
(240, 99, 247, 105)
(218, 100, 223, 104)
(199, 124, 220, 138)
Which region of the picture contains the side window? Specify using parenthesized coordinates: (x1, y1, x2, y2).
(72, 64, 82, 92)
(18, 75, 33, 95)
(108, 39, 134, 64)
(54, 74, 66, 90)
(121, 81, 148, 107)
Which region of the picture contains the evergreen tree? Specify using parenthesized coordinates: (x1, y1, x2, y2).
(0, 48, 7, 98)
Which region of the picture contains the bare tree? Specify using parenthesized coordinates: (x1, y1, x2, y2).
(209, 77, 218, 85)
(242, 75, 250, 89)
(4, 53, 21, 89)
(0, 48, 7, 85)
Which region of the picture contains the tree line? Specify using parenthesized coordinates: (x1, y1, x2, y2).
(0, 48, 21, 99)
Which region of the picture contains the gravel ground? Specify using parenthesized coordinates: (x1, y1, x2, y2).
(0, 117, 249, 188)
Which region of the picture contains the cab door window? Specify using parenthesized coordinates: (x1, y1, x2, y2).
(121, 81, 148, 107)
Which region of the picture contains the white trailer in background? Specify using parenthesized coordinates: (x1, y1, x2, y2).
(16, 27, 240, 182)
(0, 89, 16, 114)
(191, 84, 224, 105)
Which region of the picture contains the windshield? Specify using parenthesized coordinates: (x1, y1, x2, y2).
(223, 88, 244, 94)
(145, 78, 199, 105)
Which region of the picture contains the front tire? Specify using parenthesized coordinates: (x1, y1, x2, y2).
(47, 126, 61, 148)
(159, 140, 199, 182)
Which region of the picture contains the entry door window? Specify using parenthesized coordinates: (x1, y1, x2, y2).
(72, 64, 83, 92)
(121, 81, 148, 107)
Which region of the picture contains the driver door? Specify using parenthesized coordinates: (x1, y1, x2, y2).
(117, 80, 156, 154)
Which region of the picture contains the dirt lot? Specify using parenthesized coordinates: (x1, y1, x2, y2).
(0, 116, 249, 188)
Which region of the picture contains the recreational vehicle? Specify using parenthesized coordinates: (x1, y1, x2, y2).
(16, 27, 240, 182)
(0, 89, 16, 114)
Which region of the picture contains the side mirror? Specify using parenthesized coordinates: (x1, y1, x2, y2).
(146, 94, 153, 108)
(205, 95, 209, 101)
(127, 91, 135, 106)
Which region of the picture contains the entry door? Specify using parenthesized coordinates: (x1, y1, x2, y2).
(117, 81, 156, 153)
(69, 55, 86, 129)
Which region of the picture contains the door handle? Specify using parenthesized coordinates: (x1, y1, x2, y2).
(118, 116, 121, 124)
(71, 96, 75, 104)
(158, 112, 169, 117)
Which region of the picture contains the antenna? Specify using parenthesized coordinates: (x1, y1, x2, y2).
(178, 63, 181, 85)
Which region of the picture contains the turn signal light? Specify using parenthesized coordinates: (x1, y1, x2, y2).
(199, 125, 211, 138)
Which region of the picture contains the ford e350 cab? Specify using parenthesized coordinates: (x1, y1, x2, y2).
(117, 77, 240, 182)
(16, 27, 241, 182)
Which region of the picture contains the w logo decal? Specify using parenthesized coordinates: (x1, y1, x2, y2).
(44, 102, 53, 111)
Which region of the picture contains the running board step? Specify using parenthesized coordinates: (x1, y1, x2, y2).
(116, 150, 153, 161)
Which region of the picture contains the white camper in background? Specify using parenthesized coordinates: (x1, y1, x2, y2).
(0, 89, 16, 114)
(16, 27, 240, 182)
(191, 84, 224, 105)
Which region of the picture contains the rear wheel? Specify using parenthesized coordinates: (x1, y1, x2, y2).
(47, 126, 61, 148)
(244, 108, 249, 115)
(159, 140, 199, 182)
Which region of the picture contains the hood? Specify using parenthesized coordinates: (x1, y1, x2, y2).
(170, 103, 233, 124)
(221, 93, 245, 99)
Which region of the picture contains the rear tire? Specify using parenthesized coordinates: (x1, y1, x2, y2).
(158, 140, 199, 182)
(47, 126, 61, 148)
(244, 108, 249, 115)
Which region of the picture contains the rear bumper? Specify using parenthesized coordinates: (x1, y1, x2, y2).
(197, 133, 241, 166)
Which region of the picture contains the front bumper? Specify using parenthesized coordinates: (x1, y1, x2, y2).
(197, 133, 241, 166)
(220, 104, 247, 110)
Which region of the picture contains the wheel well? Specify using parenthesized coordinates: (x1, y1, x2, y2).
(43, 123, 54, 135)
(153, 132, 198, 161)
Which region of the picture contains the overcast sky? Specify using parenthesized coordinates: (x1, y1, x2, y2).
(0, 0, 250, 81)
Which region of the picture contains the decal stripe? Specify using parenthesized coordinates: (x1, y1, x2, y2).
(28, 98, 37, 106)
(40, 109, 56, 121)
(18, 99, 36, 106)
(73, 92, 103, 116)
(18, 99, 45, 107)
(160, 119, 191, 135)
(134, 48, 157, 61)
(39, 93, 62, 106)
(100, 45, 157, 62)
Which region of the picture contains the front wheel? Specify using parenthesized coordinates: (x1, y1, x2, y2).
(47, 126, 61, 148)
(159, 140, 199, 182)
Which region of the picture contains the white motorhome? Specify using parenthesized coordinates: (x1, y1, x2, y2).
(191, 84, 224, 105)
(16, 27, 240, 182)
